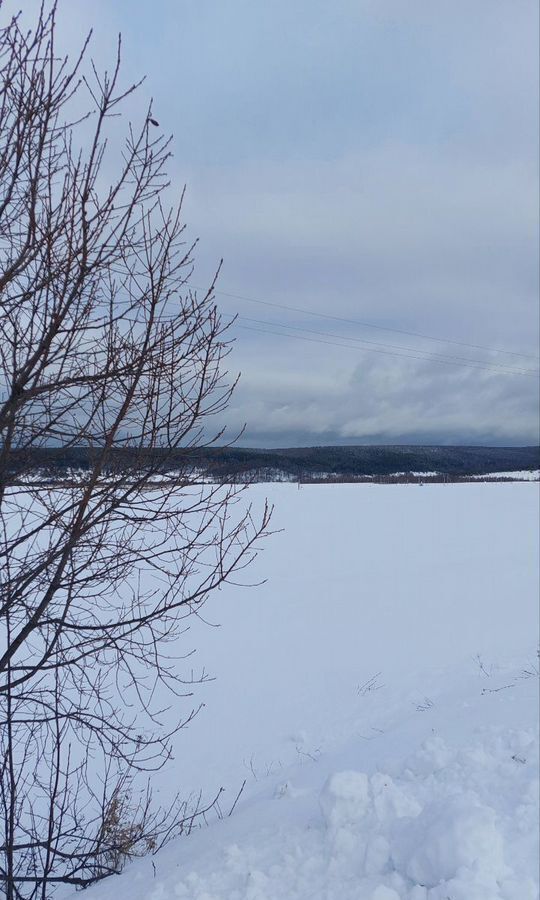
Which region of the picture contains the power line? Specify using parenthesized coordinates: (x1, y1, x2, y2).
(194, 285, 539, 361)
(237, 315, 539, 375)
(235, 323, 539, 377)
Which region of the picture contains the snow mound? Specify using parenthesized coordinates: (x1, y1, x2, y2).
(97, 714, 537, 900)
(314, 729, 538, 900)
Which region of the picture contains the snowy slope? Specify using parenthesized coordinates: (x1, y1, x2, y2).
(68, 483, 539, 900)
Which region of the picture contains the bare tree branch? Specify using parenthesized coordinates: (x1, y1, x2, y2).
(0, 5, 271, 896)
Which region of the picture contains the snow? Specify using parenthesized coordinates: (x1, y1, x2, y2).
(385, 471, 440, 477)
(470, 470, 539, 481)
(67, 482, 539, 900)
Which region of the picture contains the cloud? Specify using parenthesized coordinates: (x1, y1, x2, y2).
(3, 0, 537, 446)
(221, 351, 539, 447)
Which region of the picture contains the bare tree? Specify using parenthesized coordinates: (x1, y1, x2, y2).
(0, 4, 271, 896)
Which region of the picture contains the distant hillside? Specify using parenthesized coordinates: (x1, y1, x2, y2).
(195, 445, 540, 478)
(6, 444, 539, 482)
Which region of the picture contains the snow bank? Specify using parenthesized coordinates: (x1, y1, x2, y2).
(79, 657, 538, 900)
(319, 723, 538, 899)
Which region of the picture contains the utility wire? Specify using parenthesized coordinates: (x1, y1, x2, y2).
(236, 323, 539, 377)
(192, 285, 540, 361)
(237, 316, 539, 375)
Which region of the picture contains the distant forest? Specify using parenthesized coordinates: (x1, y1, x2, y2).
(6, 445, 539, 483)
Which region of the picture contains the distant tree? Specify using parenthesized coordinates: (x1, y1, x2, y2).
(0, 3, 271, 896)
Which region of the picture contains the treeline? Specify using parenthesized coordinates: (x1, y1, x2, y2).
(298, 473, 537, 485)
(4, 444, 539, 483)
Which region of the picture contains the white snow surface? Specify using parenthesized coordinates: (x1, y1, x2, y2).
(470, 470, 539, 481)
(69, 483, 539, 900)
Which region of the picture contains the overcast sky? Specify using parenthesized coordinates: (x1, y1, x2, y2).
(11, 1, 540, 446)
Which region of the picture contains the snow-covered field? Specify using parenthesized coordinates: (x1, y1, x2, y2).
(72, 483, 539, 900)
